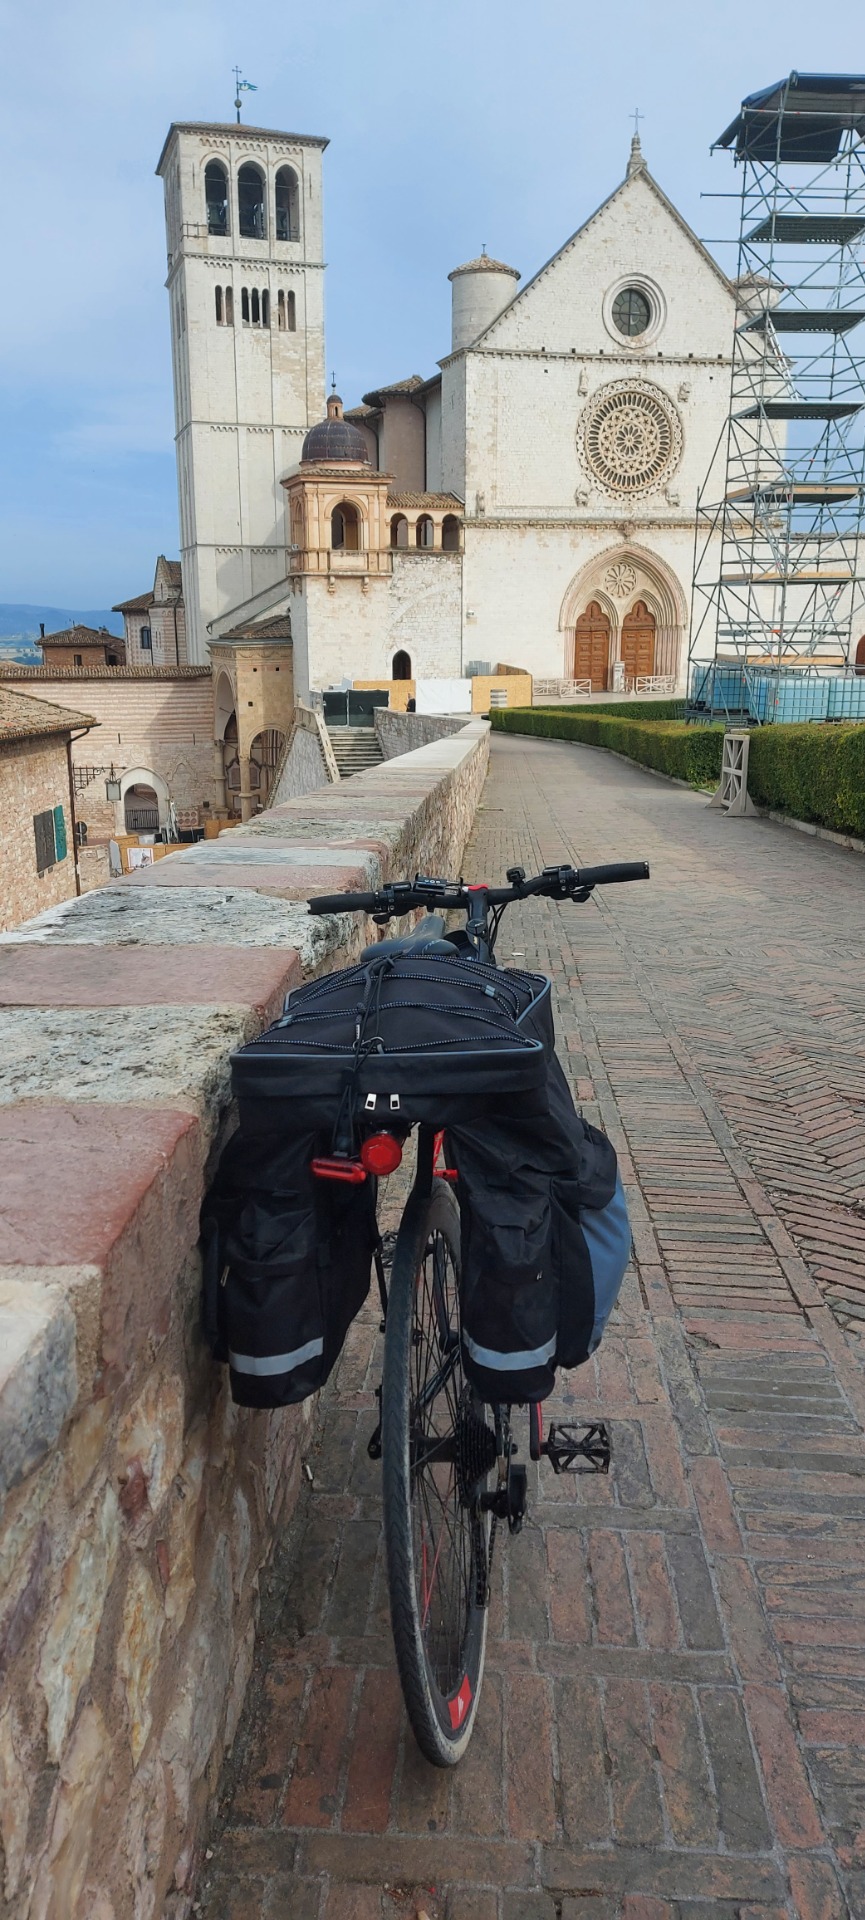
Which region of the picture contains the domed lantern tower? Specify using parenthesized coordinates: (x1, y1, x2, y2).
(282, 391, 394, 574)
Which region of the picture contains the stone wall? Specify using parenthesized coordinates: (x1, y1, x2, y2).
(270, 703, 336, 802)
(0, 735, 77, 932)
(374, 708, 468, 758)
(0, 721, 489, 1919)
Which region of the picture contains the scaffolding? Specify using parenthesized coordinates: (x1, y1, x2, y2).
(688, 73, 865, 724)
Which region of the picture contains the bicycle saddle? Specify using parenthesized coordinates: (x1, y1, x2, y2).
(360, 914, 459, 962)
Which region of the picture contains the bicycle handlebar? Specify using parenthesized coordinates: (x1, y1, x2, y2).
(307, 860, 649, 920)
(308, 890, 382, 914)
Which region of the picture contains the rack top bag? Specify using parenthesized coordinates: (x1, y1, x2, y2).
(231, 950, 553, 1130)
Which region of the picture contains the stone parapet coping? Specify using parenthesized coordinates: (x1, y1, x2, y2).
(0, 719, 489, 1916)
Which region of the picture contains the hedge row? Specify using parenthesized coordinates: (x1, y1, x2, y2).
(491, 708, 724, 787)
(747, 723, 865, 839)
(534, 697, 686, 721)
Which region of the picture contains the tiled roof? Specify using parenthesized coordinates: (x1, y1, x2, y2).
(112, 592, 152, 613)
(158, 557, 183, 590)
(41, 623, 120, 647)
(448, 256, 520, 280)
(0, 665, 210, 682)
(361, 375, 426, 408)
(386, 492, 464, 511)
(343, 403, 376, 421)
(217, 617, 293, 643)
(0, 686, 96, 742)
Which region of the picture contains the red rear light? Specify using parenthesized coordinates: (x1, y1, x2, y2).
(360, 1132, 404, 1177)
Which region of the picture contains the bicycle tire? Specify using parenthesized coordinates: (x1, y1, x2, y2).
(382, 1178, 491, 1765)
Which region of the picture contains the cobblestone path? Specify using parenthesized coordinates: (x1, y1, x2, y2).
(201, 735, 865, 1920)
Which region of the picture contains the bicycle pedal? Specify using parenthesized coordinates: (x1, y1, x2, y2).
(542, 1421, 611, 1475)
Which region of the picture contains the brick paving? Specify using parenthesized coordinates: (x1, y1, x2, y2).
(200, 735, 865, 1920)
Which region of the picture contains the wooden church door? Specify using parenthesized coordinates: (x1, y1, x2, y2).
(572, 602, 610, 690)
(620, 600, 656, 681)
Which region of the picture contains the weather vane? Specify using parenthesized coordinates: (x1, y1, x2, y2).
(233, 67, 258, 124)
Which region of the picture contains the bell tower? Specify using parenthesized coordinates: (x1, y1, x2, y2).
(156, 119, 328, 661)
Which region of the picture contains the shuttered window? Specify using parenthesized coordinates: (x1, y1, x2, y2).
(53, 805, 67, 861)
(33, 809, 56, 873)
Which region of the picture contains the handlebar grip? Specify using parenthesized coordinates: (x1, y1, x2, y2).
(576, 861, 650, 887)
(307, 891, 379, 915)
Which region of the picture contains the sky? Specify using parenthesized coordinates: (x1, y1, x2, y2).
(1, 0, 862, 607)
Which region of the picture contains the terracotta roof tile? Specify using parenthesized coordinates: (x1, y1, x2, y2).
(217, 617, 293, 643)
(386, 492, 464, 511)
(448, 256, 520, 280)
(0, 686, 96, 742)
(361, 375, 426, 408)
(41, 623, 121, 647)
(112, 592, 152, 613)
(0, 665, 209, 682)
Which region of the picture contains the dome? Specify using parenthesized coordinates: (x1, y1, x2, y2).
(448, 253, 520, 282)
(301, 392, 370, 465)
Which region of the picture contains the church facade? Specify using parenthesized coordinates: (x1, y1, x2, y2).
(157, 119, 734, 700)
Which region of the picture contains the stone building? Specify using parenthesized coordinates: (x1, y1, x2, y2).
(114, 556, 186, 667)
(155, 118, 736, 702)
(0, 686, 95, 930)
(39, 624, 125, 670)
(0, 665, 220, 841)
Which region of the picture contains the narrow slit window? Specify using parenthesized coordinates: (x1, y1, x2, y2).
(261, 288, 269, 327)
(215, 285, 224, 324)
(241, 287, 250, 324)
(251, 288, 260, 324)
(225, 285, 234, 325)
(287, 289, 296, 331)
(277, 289, 285, 330)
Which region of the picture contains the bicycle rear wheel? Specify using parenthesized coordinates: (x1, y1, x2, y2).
(382, 1177, 494, 1765)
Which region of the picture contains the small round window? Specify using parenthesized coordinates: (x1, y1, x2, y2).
(611, 286, 652, 337)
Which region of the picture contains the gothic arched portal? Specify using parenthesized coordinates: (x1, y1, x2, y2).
(621, 600, 656, 681)
(572, 601, 611, 691)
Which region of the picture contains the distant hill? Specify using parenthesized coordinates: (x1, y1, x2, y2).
(0, 603, 124, 663)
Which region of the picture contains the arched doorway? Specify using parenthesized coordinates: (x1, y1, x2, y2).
(392, 650, 412, 681)
(124, 784, 160, 833)
(249, 729, 286, 808)
(222, 713, 241, 812)
(621, 600, 656, 681)
(572, 602, 611, 691)
(855, 635, 865, 675)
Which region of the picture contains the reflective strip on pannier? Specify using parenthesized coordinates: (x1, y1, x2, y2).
(462, 1331, 557, 1372)
(228, 1336, 325, 1376)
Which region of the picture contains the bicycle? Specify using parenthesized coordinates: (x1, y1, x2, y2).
(306, 859, 649, 1766)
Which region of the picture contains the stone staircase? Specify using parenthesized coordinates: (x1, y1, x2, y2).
(326, 725, 384, 778)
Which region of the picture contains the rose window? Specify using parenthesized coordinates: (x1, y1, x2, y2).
(578, 381, 682, 496)
(604, 562, 637, 599)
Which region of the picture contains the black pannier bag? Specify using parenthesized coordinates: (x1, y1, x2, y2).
(230, 951, 554, 1133)
(449, 1052, 632, 1403)
(201, 1126, 376, 1408)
